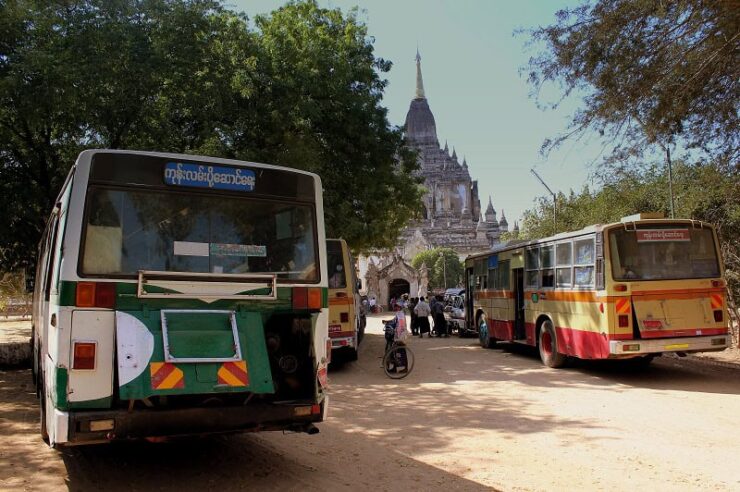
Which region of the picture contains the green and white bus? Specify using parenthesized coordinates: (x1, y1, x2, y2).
(32, 150, 330, 446)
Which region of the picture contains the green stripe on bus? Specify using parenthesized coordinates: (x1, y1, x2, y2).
(55, 367, 68, 410)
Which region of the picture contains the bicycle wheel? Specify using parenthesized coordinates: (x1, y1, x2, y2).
(383, 345, 415, 379)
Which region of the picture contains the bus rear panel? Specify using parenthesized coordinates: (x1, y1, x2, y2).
(34, 150, 330, 446)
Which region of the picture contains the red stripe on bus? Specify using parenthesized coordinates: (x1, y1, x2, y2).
(638, 327, 728, 339)
(329, 331, 355, 338)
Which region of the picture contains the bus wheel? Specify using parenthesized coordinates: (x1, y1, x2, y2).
(478, 314, 496, 349)
(538, 320, 566, 368)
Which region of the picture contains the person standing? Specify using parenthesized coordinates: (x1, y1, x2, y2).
(432, 295, 448, 337)
(414, 296, 432, 338)
(408, 297, 419, 335)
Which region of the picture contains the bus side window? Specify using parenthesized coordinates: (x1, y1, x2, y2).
(43, 213, 60, 302)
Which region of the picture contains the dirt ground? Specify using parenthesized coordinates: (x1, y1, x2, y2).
(2, 314, 740, 491)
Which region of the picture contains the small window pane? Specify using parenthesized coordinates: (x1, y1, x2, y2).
(574, 266, 594, 286)
(556, 243, 572, 266)
(526, 270, 539, 288)
(542, 269, 555, 288)
(488, 268, 497, 289)
(575, 239, 594, 265)
(541, 246, 554, 268)
(498, 261, 510, 290)
(525, 248, 539, 269)
(556, 268, 572, 287)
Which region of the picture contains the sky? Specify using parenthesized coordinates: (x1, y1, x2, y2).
(231, 0, 601, 227)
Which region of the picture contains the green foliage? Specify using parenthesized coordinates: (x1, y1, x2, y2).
(0, 0, 422, 271)
(526, 0, 739, 167)
(411, 247, 463, 292)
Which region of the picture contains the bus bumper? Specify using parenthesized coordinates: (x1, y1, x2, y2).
(62, 399, 326, 445)
(609, 335, 729, 357)
(330, 336, 356, 349)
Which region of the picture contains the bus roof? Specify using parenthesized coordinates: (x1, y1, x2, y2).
(465, 218, 712, 262)
(76, 149, 322, 181)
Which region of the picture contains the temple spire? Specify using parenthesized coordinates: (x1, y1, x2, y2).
(415, 49, 426, 99)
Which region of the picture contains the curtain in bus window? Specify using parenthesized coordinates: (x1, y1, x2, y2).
(574, 238, 595, 287)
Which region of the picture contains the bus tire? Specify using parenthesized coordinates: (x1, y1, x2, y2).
(478, 314, 496, 349)
(538, 320, 566, 368)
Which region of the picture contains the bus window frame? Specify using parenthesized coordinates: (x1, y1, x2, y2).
(540, 244, 555, 289)
(525, 247, 539, 289)
(573, 237, 596, 289)
(555, 240, 573, 289)
(76, 184, 322, 284)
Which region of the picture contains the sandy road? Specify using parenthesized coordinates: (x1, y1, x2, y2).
(2, 313, 740, 491)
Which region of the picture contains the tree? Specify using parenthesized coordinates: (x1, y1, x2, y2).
(526, 0, 739, 168)
(412, 247, 463, 292)
(235, 0, 422, 252)
(0, 0, 422, 272)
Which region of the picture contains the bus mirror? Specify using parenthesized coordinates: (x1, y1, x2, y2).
(356, 279, 362, 291)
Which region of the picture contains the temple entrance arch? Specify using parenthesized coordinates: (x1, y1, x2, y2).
(388, 278, 410, 306)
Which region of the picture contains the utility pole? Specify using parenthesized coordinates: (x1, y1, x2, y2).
(530, 168, 557, 232)
(666, 146, 675, 219)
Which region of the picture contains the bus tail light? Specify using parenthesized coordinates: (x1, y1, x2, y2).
(76, 282, 116, 308)
(293, 287, 308, 309)
(614, 284, 628, 292)
(293, 287, 323, 310)
(714, 310, 724, 323)
(340, 312, 349, 323)
(72, 341, 97, 370)
(712, 280, 725, 288)
(307, 288, 322, 309)
(76, 282, 96, 307)
(618, 315, 630, 328)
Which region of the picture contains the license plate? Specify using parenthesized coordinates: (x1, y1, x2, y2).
(329, 324, 341, 333)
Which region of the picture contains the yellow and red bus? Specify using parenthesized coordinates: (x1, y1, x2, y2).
(327, 239, 365, 361)
(464, 214, 730, 367)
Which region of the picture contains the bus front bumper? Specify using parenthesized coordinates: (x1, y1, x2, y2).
(609, 335, 729, 357)
(62, 399, 326, 445)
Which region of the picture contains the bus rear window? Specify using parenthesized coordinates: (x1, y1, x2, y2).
(327, 241, 347, 289)
(609, 226, 719, 281)
(80, 187, 318, 282)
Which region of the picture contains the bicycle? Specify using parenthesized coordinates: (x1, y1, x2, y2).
(382, 319, 415, 379)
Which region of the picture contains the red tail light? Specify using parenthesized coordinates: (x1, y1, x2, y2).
(614, 284, 628, 292)
(293, 287, 308, 309)
(618, 314, 630, 328)
(95, 283, 116, 308)
(73, 341, 96, 370)
(714, 310, 724, 323)
(76, 282, 116, 308)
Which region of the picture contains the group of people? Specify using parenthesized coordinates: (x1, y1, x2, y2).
(392, 294, 449, 338)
